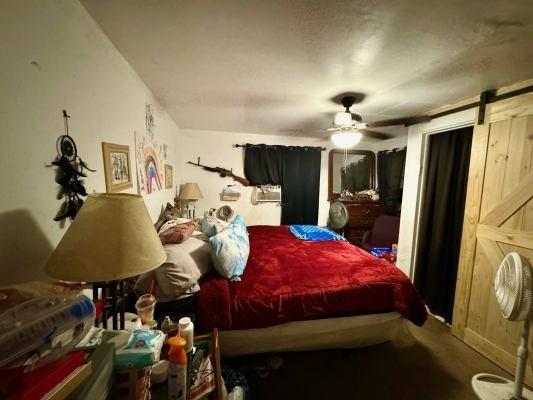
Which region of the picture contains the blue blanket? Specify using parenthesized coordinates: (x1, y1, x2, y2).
(289, 225, 346, 241)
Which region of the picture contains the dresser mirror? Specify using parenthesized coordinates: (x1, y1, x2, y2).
(328, 149, 376, 201)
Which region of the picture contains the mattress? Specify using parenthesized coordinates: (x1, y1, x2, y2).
(197, 225, 427, 332)
(219, 312, 414, 357)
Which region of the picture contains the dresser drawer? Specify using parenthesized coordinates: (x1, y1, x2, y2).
(346, 203, 386, 216)
(348, 215, 376, 228)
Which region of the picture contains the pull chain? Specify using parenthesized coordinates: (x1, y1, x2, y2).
(62, 109, 70, 136)
(343, 148, 348, 172)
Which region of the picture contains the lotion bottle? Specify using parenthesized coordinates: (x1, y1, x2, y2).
(178, 317, 194, 353)
(168, 336, 187, 400)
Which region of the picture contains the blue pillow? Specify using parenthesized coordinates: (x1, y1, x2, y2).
(289, 225, 346, 241)
(209, 215, 250, 281)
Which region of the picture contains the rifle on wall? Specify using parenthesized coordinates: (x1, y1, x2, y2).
(187, 158, 250, 186)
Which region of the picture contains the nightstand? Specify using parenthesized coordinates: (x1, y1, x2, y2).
(151, 328, 223, 400)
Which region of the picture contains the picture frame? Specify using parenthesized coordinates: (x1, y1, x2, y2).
(102, 142, 133, 193)
(165, 164, 173, 189)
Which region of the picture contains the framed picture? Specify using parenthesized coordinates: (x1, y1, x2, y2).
(165, 164, 173, 189)
(102, 142, 133, 193)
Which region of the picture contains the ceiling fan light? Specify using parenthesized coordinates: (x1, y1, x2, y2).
(331, 131, 362, 148)
(334, 111, 352, 127)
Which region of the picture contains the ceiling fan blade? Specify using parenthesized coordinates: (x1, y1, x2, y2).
(351, 113, 363, 123)
(359, 129, 392, 140)
(366, 115, 430, 128)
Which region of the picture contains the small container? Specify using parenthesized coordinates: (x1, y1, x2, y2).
(178, 317, 194, 353)
(135, 294, 156, 324)
(152, 360, 169, 384)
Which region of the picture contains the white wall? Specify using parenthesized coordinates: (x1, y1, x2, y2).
(179, 129, 332, 226)
(396, 110, 475, 278)
(0, 0, 182, 286)
(179, 130, 408, 227)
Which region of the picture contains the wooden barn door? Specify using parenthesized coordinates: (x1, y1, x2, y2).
(452, 92, 533, 383)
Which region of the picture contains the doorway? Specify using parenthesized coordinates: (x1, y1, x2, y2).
(413, 126, 473, 323)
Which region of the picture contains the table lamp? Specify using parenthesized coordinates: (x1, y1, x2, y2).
(45, 193, 166, 329)
(179, 182, 203, 218)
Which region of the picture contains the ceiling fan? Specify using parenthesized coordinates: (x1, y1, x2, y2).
(326, 95, 393, 147)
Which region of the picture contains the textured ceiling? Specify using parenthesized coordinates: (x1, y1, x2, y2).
(81, 0, 533, 138)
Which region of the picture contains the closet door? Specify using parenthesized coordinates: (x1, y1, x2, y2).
(452, 92, 533, 383)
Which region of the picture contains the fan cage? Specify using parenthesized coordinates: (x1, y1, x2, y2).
(329, 201, 348, 229)
(494, 252, 532, 321)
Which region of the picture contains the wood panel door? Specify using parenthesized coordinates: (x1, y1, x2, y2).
(452, 92, 533, 383)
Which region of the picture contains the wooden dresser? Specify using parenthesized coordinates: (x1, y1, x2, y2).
(338, 200, 386, 246)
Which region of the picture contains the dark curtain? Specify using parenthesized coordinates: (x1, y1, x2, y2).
(414, 126, 473, 323)
(377, 148, 406, 214)
(244, 144, 283, 185)
(281, 147, 321, 225)
(341, 155, 371, 192)
(244, 144, 322, 225)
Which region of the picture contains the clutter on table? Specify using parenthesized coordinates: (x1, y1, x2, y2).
(0, 290, 228, 400)
(0, 294, 96, 399)
(0, 294, 95, 371)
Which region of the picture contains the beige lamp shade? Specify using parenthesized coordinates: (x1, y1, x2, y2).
(179, 182, 203, 200)
(45, 193, 166, 282)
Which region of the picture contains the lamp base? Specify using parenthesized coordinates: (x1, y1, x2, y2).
(472, 374, 533, 400)
(186, 202, 196, 219)
(92, 280, 126, 330)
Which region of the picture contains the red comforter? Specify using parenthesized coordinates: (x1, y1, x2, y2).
(197, 226, 427, 332)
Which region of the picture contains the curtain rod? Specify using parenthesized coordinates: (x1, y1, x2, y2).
(378, 146, 407, 153)
(233, 144, 327, 151)
(419, 84, 533, 126)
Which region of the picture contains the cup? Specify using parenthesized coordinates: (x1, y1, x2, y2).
(135, 294, 156, 324)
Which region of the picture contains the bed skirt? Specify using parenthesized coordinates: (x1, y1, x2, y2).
(219, 312, 414, 357)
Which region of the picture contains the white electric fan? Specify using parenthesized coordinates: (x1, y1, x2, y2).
(328, 201, 349, 232)
(472, 252, 533, 400)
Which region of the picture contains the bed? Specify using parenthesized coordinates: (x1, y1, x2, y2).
(197, 225, 427, 356)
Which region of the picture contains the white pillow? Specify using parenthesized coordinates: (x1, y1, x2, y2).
(159, 218, 193, 234)
(134, 237, 212, 302)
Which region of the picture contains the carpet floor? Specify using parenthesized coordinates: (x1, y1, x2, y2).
(235, 316, 511, 400)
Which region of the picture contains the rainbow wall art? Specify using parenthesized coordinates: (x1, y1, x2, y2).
(135, 132, 166, 195)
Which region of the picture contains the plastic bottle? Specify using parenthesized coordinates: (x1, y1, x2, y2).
(178, 317, 194, 353)
(168, 335, 187, 400)
(229, 386, 246, 400)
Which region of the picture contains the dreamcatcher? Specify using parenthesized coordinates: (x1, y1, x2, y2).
(52, 110, 95, 221)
